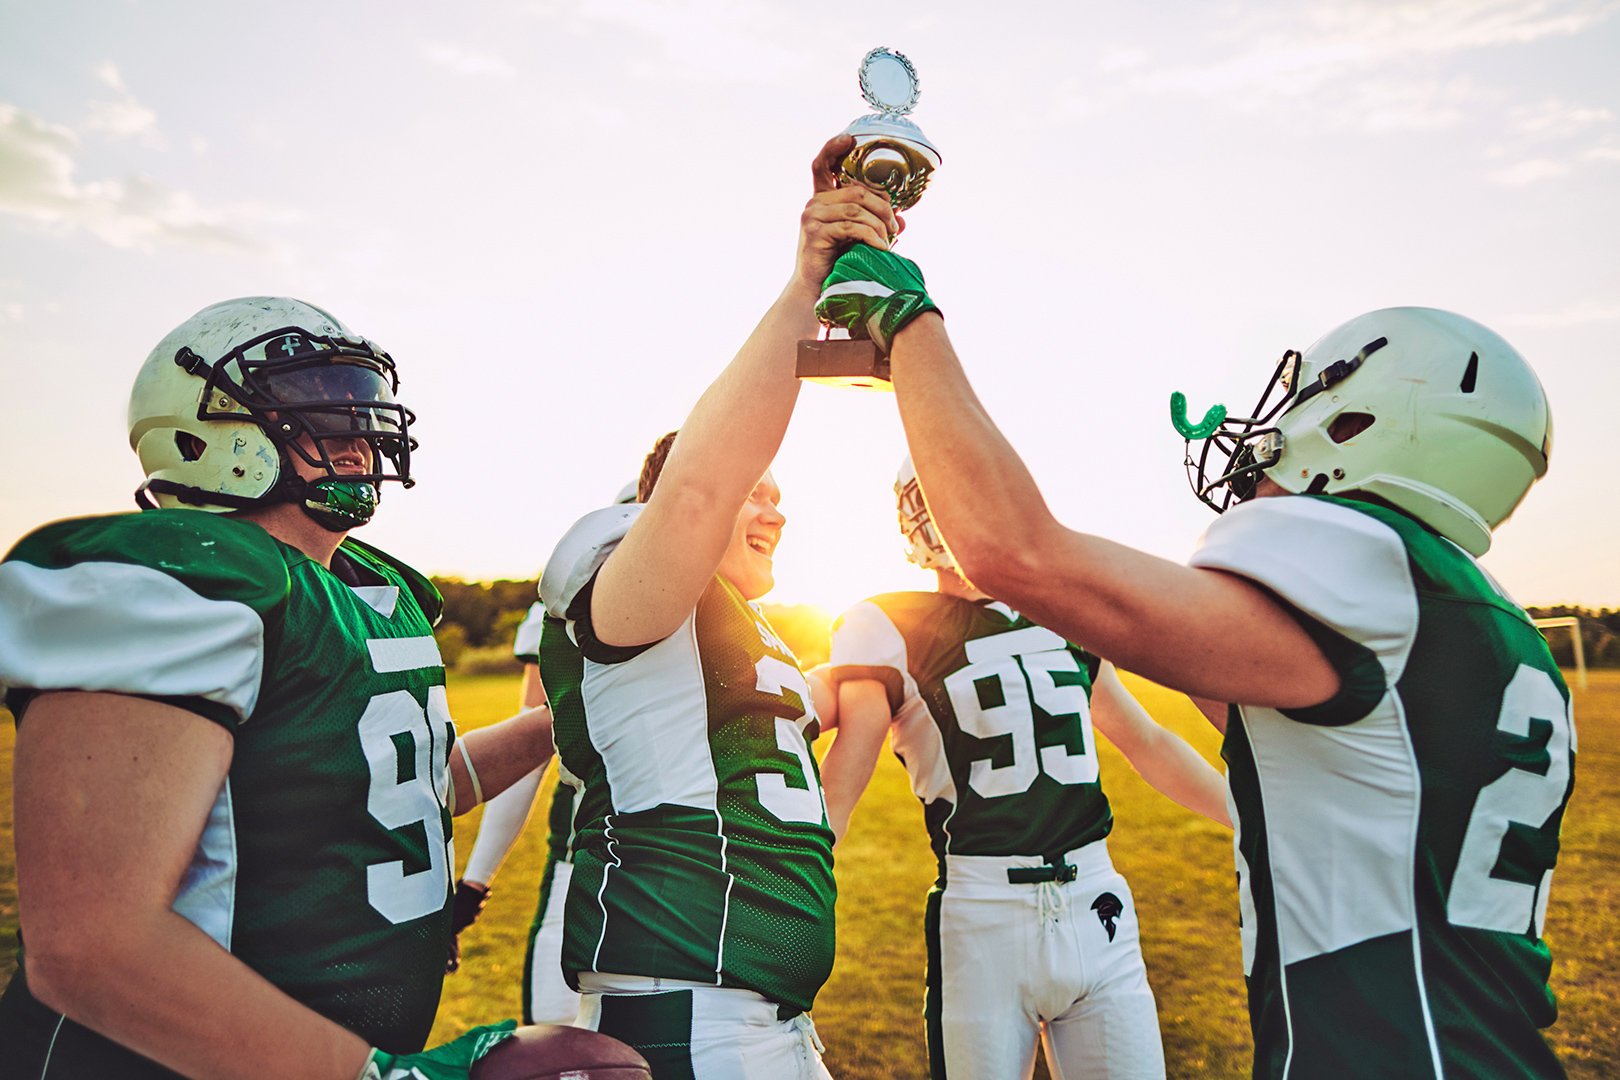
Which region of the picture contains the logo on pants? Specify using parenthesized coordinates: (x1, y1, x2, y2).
(1091, 892, 1123, 941)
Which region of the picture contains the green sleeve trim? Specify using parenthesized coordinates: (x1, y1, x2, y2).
(565, 569, 660, 665)
(828, 665, 905, 713)
(1274, 597, 1388, 728)
(5, 688, 239, 733)
(513, 653, 540, 666)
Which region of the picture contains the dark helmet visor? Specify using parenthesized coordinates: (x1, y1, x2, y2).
(258, 362, 403, 434)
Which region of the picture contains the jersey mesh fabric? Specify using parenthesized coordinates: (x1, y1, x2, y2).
(829, 593, 1111, 870)
(540, 512, 836, 1016)
(0, 511, 454, 1068)
(1196, 494, 1572, 1080)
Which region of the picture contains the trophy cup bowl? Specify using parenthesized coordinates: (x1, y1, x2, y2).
(799, 47, 941, 391)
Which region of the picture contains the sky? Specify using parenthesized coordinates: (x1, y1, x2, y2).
(1, 0, 1616, 617)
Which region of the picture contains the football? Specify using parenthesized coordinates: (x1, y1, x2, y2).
(470, 1025, 652, 1080)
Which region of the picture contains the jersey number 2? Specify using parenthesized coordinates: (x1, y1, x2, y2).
(1447, 664, 1574, 937)
(358, 685, 454, 924)
(944, 647, 1097, 799)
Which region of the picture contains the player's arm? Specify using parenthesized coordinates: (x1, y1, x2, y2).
(806, 662, 839, 730)
(1187, 694, 1230, 734)
(462, 662, 552, 885)
(1088, 663, 1231, 827)
(447, 702, 553, 816)
(449, 663, 551, 971)
(15, 691, 375, 1080)
(589, 135, 900, 648)
(819, 678, 894, 844)
(887, 313, 1338, 708)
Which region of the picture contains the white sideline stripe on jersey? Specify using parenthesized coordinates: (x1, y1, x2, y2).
(349, 585, 398, 618)
(513, 601, 545, 659)
(1194, 497, 1424, 966)
(830, 602, 954, 807)
(579, 612, 720, 813)
(819, 280, 895, 301)
(964, 624, 1067, 664)
(367, 635, 443, 672)
(0, 560, 264, 720)
(172, 777, 238, 950)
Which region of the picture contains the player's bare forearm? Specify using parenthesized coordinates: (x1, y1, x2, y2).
(820, 679, 893, 844)
(1090, 668, 1231, 828)
(888, 316, 1338, 708)
(592, 136, 899, 648)
(450, 705, 554, 815)
(15, 692, 373, 1080)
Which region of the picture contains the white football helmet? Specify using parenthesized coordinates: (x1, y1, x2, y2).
(128, 297, 415, 530)
(896, 455, 955, 570)
(1175, 307, 1550, 556)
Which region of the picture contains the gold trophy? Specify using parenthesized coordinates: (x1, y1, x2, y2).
(798, 47, 941, 391)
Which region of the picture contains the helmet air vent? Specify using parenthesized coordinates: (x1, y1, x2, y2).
(175, 432, 207, 461)
(1460, 352, 1479, 393)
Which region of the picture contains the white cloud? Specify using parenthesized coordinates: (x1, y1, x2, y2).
(419, 42, 518, 79)
(1107, 0, 1614, 131)
(1488, 157, 1571, 183)
(84, 62, 158, 140)
(579, 0, 807, 83)
(0, 103, 266, 253)
(1510, 97, 1615, 138)
(1502, 299, 1620, 327)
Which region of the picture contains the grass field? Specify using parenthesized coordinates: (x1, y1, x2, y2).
(1, 670, 1615, 1078)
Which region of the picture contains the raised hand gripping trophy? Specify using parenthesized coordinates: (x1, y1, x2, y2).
(797, 47, 941, 391)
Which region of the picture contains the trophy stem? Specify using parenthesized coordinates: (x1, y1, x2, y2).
(796, 338, 892, 391)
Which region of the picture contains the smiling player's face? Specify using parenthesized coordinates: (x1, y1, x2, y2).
(717, 472, 785, 601)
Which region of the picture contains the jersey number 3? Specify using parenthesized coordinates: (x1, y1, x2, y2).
(944, 637, 1097, 799)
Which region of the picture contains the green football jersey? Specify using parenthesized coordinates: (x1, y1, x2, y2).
(829, 593, 1109, 869)
(0, 510, 456, 1070)
(513, 601, 583, 869)
(538, 506, 837, 1016)
(1191, 494, 1573, 1080)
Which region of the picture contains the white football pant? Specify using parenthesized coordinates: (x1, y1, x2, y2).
(929, 840, 1165, 1080)
(524, 860, 583, 1025)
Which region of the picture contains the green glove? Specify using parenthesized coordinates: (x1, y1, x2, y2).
(815, 244, 941, 355)
(362, 1020, 518, 1080)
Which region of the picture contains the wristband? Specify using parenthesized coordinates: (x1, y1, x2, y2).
(456, 738, 484, 807)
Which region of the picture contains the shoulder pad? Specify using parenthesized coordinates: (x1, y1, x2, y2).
(540, 504, 643, 618)
(340, 536, 444, 626)
(4, 510, 291, 614)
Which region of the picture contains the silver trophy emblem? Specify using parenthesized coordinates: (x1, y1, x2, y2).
(838, 48, 940, 210)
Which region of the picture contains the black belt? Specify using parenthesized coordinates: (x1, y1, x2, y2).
(1007, 856, 1077, 884)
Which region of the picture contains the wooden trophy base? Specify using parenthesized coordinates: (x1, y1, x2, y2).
(796, 338, 892, 391)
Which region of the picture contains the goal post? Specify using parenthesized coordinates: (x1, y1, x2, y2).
(1533, 616, 1587, 691)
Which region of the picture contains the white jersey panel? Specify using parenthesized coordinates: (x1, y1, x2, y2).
(575, 613, 719, 814)
(172, 777, 239, 950)
(0, 559, 265, 719)
(830, 600, 953, 805)
(1193, 497, 1428, 966)
(1244, 699, 1421, 963)
(1190, 496, 1420, 682)
(513, 601, 545, 658)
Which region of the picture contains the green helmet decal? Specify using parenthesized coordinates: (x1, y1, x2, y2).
(302, 479, 379, 532)
(1170, 392, 1227, 440)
